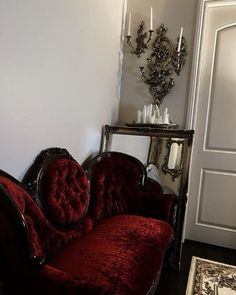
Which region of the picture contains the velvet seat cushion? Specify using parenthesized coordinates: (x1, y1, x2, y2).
(39, 159, 89, 227)
(46, 215, 174, 295)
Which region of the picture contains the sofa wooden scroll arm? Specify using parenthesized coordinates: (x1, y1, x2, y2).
(0, 183, 46, 261)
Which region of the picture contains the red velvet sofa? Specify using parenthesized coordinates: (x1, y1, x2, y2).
(0, 148, 175, 295)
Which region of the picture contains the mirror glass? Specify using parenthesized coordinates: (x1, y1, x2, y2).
(110, 134, 150, 164)
(109, 134, 182, 194)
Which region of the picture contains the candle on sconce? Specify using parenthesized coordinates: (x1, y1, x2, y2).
(168, 142, 178, 170)
(128, 12, 132, 36)
(177, 27, 183, 52)
(176, 143, 182, 167)
(142, 105, 147, 123)
(150, 7, 153, 31)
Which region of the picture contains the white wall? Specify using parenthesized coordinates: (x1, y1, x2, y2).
(118, 0, 198, 127)
(0, 0, 125, 179)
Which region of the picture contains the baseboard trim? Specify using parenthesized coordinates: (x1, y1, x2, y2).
(184, 239, 236, 253)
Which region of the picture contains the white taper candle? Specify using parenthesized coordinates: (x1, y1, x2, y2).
(150, 7, 153, 30)
(177, 27, 183, 52)
(128, 13, 131, 36)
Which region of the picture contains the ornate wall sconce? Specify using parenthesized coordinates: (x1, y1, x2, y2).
(162, 138, 184, 181)
(126, 18, 188, 106)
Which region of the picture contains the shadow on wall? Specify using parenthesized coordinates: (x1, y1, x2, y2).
(118, 104, 141, 124)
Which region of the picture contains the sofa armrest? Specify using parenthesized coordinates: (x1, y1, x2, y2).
(140, 178, 177, 224)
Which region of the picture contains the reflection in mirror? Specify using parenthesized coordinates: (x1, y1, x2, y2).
(146, 163, 162, 185)
(148, 137, 162, 167)
(110, 134, 150, 164)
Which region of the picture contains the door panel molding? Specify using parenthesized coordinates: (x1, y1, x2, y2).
(195, 221, 236, 233)
(196, 168, 236, 232)
(204, 148, 236, 154)
(186, 0, 236, 130)
(204, 24, 236, 152)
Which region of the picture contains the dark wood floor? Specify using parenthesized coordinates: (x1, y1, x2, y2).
(156, 240, 236, 295)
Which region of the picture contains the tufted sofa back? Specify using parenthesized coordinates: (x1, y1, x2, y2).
(86, 152, 147, 224)
(22, 148, 93, 230)
(38, 158, 89, 227)
(23, 149, 150, 229)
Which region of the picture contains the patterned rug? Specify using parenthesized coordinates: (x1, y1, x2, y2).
(185, 256, 236, 295)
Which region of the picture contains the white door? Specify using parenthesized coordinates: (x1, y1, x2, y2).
(186, 0, 236, 249)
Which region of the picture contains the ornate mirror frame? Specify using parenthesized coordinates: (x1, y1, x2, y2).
(100, 124, 194, 269)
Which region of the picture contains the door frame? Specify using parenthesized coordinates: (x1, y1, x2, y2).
(184, 0, 207, 243)
(186, 0, 204, 130)
(184, 0, 236, 242)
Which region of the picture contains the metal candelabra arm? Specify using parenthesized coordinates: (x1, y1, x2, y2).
(172, 37, 188, 76)
(126, 21, 154, 57)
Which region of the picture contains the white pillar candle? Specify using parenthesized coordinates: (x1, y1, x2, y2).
(147, 104, 152, 122)
(155, 104, 160, 118)
(147, 105, 150, 118)
(137, 110, 142, 123)
(157, 114, 163, 123)
(150, 114, 156, 123)
(176, 143, 183, 167)
(150, 7, 153, 30)
(168, 143, 178, 169)
(128, 12, 132, 36)
(177, 27, 183, 52)
(163, 108, 169, 124)
(143, 105, 147, 123)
